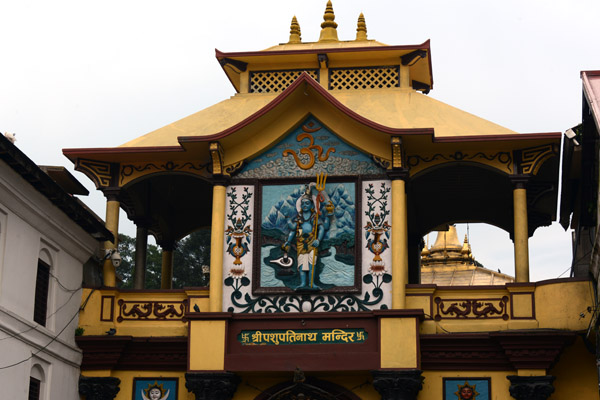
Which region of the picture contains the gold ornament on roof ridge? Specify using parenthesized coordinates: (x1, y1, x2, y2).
(318, 1, 339, 42)
(356, 12, 367, 41)
(288, 16, 302, 44)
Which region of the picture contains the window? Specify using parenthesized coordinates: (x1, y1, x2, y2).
(30, 362, 46, 400)
(28, 377, 41, 400)
(33, 260, 50, 326)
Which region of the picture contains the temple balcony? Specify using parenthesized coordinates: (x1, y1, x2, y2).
(77, 277, 591, 338)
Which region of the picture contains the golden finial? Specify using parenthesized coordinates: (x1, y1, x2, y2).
(356, 12, 367, 41)
(318, 1, 339, 42)
(461, 234, 471, 256)
(288, 16, 302, 44)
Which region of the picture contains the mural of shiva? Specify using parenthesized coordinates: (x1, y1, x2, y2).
(257, 175, 357, 293)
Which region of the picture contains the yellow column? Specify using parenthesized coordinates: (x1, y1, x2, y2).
(391, 178, 408, 308)
(161, 248, 174, 289)
(239, 71, 249, 94)
(400, 64, 410, 88)
(103, 199, 120, 287)
(513, 184, 530, 282)
(209, 184, 227, 312)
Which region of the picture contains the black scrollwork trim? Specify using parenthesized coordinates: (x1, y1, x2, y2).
(372, 155, 391, 170)
(120, 162, 208, 184)
(225, 272, 389, 313)
(117, 299, 188, 322)
(434, 296, 509, 321)
(407, 151, 512, 172)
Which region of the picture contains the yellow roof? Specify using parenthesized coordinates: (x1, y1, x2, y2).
(262, 39, 390, 52)
(121, 88, 517, 148)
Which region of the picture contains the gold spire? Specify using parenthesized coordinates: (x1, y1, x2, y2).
(318, 1, 339, 42)
(356, 12, 367, 41)
(430, 225, 461, 252)
(288, 16, 302, 44)
(461, 234, 471, 256)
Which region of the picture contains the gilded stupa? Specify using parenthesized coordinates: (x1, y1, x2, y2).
(420, 225, 514, 285)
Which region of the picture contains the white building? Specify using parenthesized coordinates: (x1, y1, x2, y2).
(0, 134, 112, 399)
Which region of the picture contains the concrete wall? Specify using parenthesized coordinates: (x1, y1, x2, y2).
(0, 161, 99, 400)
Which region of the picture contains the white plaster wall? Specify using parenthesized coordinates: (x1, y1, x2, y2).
(0, 161, 99, 400)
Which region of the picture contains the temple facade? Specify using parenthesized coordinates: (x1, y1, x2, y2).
(68, 3, 598, 400)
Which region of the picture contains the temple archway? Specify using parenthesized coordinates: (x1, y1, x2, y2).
(255, 376, 361, 400)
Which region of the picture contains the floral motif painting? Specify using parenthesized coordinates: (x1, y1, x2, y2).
(133, 378, 177, 400)
(254, 176, 359, 294)
(443, 378, 490, 400)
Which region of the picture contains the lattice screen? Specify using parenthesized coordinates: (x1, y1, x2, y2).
(249, 70, 319, 93)
(329, 66, 400, 90)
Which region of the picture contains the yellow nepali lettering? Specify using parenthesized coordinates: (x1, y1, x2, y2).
(322, 331, 334, 342)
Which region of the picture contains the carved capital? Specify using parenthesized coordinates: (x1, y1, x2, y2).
(185, 372, 240, 400)
(507, 375, 555, 400)
(509, 174, 530, 190)
(371, 370, 424, 400)
(79, 376, 121, 400)
(210, 142, 225, 176)
(390, 136, 404, 169)
(386, 168, 409, 181)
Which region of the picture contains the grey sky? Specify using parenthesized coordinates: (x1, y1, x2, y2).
(2, 0, 599, 281)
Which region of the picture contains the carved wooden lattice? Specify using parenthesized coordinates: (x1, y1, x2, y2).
(329, 66, 400, 90)
(250, 70, 319, 93)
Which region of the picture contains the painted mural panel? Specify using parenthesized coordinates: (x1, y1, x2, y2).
(133, 378, 177, 400)
(222, 116, 393, 312)
(443, 378, 490, 400)
(255, 176, 359, 294)
(236, 116, 385, 179)
(223, 180, 393, 312)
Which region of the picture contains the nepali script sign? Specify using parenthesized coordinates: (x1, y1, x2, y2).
(238, 328, 368, 345)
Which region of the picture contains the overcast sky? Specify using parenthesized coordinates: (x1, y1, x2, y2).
(2, 0, 599, 281)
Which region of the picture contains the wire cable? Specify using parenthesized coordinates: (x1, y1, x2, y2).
(0, 289, 94, 370)
(0, 287, 82, 342)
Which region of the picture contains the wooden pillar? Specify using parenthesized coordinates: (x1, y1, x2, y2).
(133, 224, 148, 289)
(209, 183, 227, 311)
(160, 242, 175, 289)
(103, 195, 120, 287)
(512, 178, 530, 282)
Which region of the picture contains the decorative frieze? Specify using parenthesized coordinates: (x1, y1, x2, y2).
(434, 296, 509, 321)
(116, 299, 188, 322)
(119, 161, 209, 185)
(407, 151, 512, 174)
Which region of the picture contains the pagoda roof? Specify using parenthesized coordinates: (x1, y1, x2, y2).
(119, 74, 521, 149)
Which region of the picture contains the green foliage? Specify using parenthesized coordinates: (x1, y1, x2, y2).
(116, 229, 211, 289)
